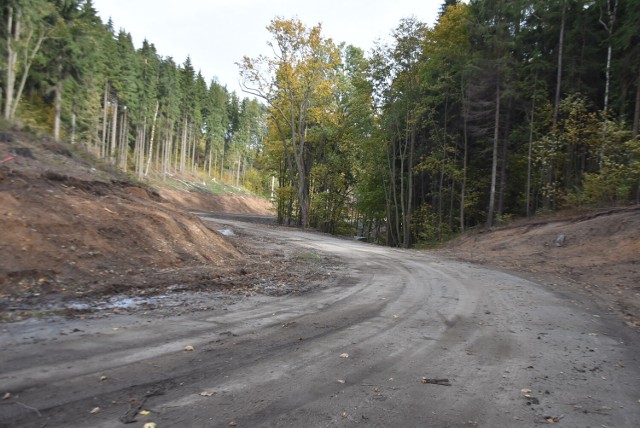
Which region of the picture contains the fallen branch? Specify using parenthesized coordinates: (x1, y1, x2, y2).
(119, 387, 165, 424)
(421, 377, 451, 386)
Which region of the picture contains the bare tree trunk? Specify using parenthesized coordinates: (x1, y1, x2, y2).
(236, 158, 241, 187)
(110, 101, 118, 164)
(388, 138, 401, 246)
(497, 107, 511, 217)
(53, 79, 62, 141)
(634, 71, 640, 138)
(10, 33, 46, 121)
(135, 121, 146, 179)
(144, 101, 159, 177)
(600, 0, 618, 114)
(119, 108, 128, 171)
(4, 7, 18, 120)
(553, 1, 566, 126)
(220, 145, 225, 180)
(180, 119, 187, 174)
(526, 96, 535, 217)
(191, 130, 197, 173)
(101, 82, 109, 156)
(71, 111, 76, 145)
(404, 127, 414, 248)
(460, 79, 468, 232)
(487, 84, 501, 228)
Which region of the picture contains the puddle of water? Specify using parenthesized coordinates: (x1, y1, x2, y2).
(66, 302, 92, 310)
(64, 295, 180, 312)
(217, 228, 235, 236)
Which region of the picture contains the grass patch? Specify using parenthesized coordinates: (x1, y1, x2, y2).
(295, 252, 322, 262)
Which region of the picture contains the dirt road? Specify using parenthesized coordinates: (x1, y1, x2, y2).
(1, 217, 639, 427)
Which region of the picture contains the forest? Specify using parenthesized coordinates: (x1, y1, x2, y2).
(2, 0, 639, 247)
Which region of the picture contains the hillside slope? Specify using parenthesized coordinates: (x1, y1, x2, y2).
(0, 132, 280, 320)
(440, 208, 640, 328)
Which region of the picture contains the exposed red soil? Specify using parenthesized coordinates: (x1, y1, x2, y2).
(0, 132, 314, 321)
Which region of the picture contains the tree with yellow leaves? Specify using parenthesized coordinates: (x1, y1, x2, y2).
(239, 17, 340, 227)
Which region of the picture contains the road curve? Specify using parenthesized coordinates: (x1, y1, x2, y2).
(1, 217, 639, 427)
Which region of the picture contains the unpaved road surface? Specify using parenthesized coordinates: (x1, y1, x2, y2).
(1, 217, 639, 427)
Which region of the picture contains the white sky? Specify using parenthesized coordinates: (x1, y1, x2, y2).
(91, 0, 445, 94)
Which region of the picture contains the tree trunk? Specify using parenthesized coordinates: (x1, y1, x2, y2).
(526, 96, 535, 218)
(220, 144, 225, 180)
(497, 106, 511, 217)
(208, 149, 212, 177)
(600, 0, 618, 114)
(119, 108, 128, 171)
(486, 84, 501, 228)
(10, 33, 46, 121)
(71, 111, 76, 145)
(101, 82, 109, 156)
(110, 101, 118, 164)
(53, 79, 62, 141)
(144, 101, 160, 177)
(460, 80, 468, 232)
(134, 125, 143, 178)
(192, 130, 197, 172)
(633, 71, 640, 139)
(553, 1, 566, 126)
(236, 158, 241, 187)
(4, 7, 17, 120)
(180, 118, 187, 174)
(404, 126, 415, 248)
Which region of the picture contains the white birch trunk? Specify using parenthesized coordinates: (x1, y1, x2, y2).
(144, 101, 159, 177)
(101, 82, 109, 154)
(110, 101, 118, 164)
(71, 111, 76, 145)
(4, 7, 17, 120)
(53, 80, 62, 141)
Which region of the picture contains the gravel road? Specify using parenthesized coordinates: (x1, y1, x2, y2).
(1, 217, 639, 427)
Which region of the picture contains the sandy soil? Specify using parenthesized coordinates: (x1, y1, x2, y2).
(438, 207, 640, 329)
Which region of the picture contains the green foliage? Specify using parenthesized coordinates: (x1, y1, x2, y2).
(571, 133, 640, 206)
(2, 0, 640, 244)
(0, 0, 266, 197)
(411, 204, 453, 243)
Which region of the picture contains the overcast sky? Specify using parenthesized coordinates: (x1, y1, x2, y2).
(91, 0, 445, 94)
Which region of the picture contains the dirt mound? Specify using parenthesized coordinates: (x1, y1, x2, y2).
(440, 207, 640, 328)
(0, 132, 281, 320)
(161, 187, 272, 215)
